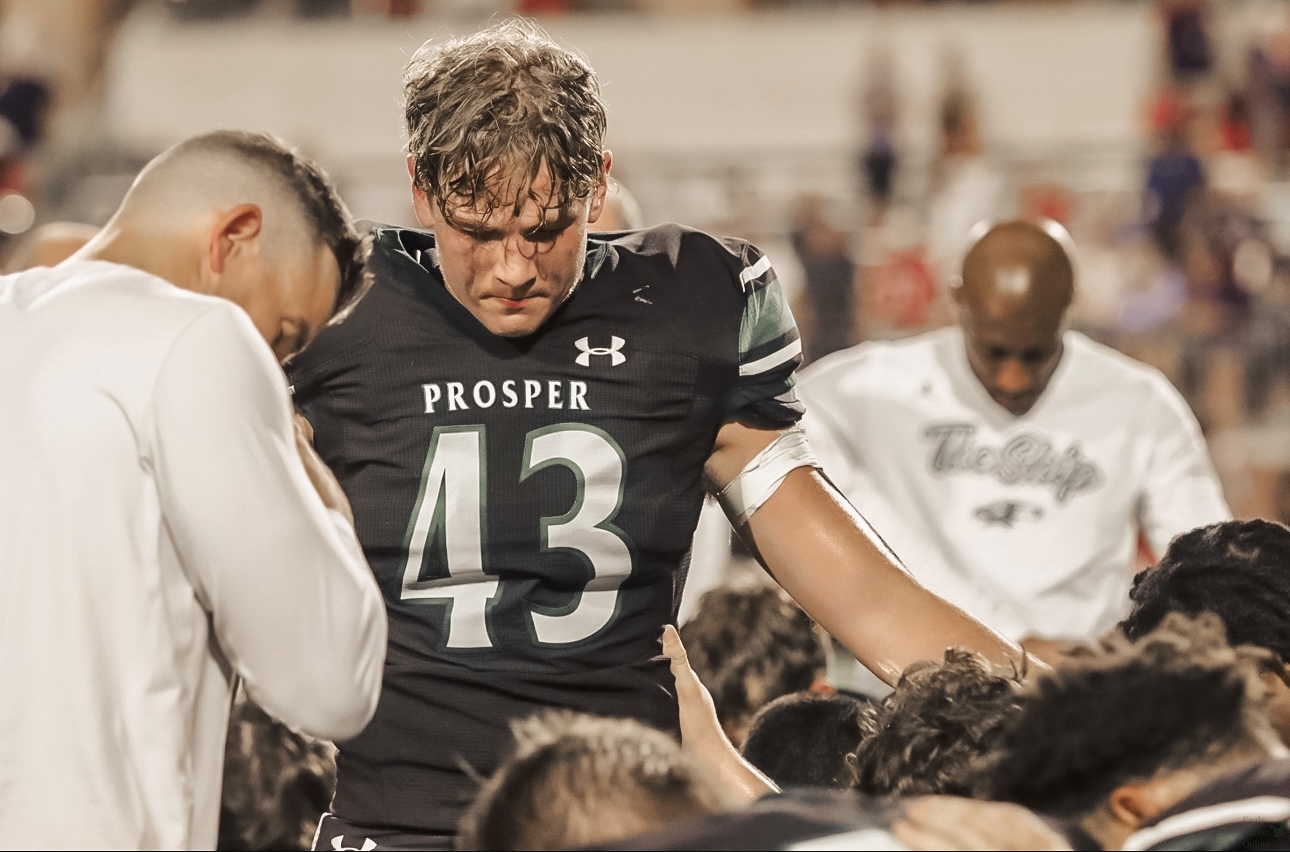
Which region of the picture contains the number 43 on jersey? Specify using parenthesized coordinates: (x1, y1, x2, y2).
(399, 423, 633, 649)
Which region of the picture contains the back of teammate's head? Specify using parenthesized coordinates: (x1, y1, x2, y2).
(851, 648, 1022, 797)
(977, 615, 1278, 849)
(740, 691, 874, 789)
(1122, 520, 1290, 663)
(678, 584, 828, 745)
(1121, 520, 1290, 743)
(108, 130, 370, 360)
(457, 711, 728, 851)
(403, 18, 607, 229)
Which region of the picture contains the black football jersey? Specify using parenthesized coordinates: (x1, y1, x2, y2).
(1124, 758, 1290, 851)
(286, 223, 803, 833)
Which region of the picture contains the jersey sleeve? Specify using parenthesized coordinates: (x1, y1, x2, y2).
(1137, 373, 1232, 556)
(720, 243, 806, 429)
(148, 303, 387, 740)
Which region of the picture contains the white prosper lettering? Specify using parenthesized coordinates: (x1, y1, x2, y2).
(421, 380, 591, 414)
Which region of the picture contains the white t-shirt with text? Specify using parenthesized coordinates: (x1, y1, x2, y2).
(799, 327, 1230, 642)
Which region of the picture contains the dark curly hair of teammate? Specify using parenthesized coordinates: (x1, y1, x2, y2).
(679, 585, 827, 744)
(741, 691, 874, 788)
(851, 648, 1023, 797)
(977, 613, 1272, 819)
(1121, 519, 1290, 665)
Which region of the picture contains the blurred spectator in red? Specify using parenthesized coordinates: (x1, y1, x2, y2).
(0, 73, 50, 194)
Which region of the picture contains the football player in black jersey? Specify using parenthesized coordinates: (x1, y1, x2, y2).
(290, 20, 1026, 849)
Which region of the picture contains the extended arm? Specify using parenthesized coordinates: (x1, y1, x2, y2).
(151, 304, 386, 739)
(706, 420, 1028, 684)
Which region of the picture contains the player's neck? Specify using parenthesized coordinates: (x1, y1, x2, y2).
(73, 222, 207, 295)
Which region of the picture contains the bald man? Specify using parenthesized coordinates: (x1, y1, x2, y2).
(799, 220, 1229, 657)
(0, 130, 386, 848)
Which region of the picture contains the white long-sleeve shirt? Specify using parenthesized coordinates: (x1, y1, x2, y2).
(0, 260, 387, 850)
(798, 327, 1230, 642)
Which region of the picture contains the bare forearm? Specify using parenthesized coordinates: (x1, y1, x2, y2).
(740, 468, 1026, 684)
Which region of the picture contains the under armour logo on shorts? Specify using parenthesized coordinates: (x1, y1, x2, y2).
(574, 336, 626, 367)
(331, 836, 376, 851)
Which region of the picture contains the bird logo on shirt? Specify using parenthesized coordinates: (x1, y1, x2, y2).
(974, 500, 1045, 528)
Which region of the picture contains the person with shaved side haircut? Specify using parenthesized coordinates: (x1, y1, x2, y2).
(800, 220, 1229, 662)
(0, 130, 386, 849)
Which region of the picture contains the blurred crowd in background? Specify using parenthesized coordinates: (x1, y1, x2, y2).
(8, 1, 1290, 848)
(13, 2, 1290, 524)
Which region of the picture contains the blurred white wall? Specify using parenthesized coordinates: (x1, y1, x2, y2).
(103, 3, 1157, 225)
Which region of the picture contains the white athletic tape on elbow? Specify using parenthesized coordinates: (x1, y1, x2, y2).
(716, 425, 820, 527)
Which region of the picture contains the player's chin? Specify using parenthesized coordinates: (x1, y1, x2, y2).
(996, 394, 1038, 416)
(481, 304, 553, 338)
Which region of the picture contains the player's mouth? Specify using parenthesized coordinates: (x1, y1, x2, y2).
(491, 295, 539, 310)
(994, 391, 1038, 416)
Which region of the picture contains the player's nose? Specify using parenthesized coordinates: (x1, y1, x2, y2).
(994, 359, 1032, 396)
(493, 236, 539, 291)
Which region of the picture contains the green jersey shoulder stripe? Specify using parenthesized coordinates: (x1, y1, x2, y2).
(737, 256, 800, 376)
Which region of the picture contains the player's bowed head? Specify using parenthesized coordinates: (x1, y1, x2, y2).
(402, 19, 611, 339)
(949, 219, 1077, 417)
(70, 130, 371, 362)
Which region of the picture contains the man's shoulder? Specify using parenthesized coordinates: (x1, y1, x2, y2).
(800, 328, 952, 398)
(4, 260, 236, 336)
(1063, 331, 1185, 405)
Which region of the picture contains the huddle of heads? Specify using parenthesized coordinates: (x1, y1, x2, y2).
(456, 519, 1290, 850)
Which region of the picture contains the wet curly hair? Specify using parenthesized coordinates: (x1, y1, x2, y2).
(851, 648, 1023, 797)
(403, 19, 608, 227)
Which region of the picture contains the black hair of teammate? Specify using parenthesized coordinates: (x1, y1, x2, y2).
(977, 614, 1273, 819)
(740, 691, 874, 788)
(457, 711, 727, 851)
(851, 648, 1022, 797)
(678, 585, 828, 745)
(1121, 519, 1290, 664)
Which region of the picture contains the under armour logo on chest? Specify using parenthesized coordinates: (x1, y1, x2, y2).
(575, 336, 626, 367)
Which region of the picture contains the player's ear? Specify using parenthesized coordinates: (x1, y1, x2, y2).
(586, 150, 613, 225)
(1106, 780, 1167, 833)
(408, 156, 436, 229)
(208, 204, 263, 275)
